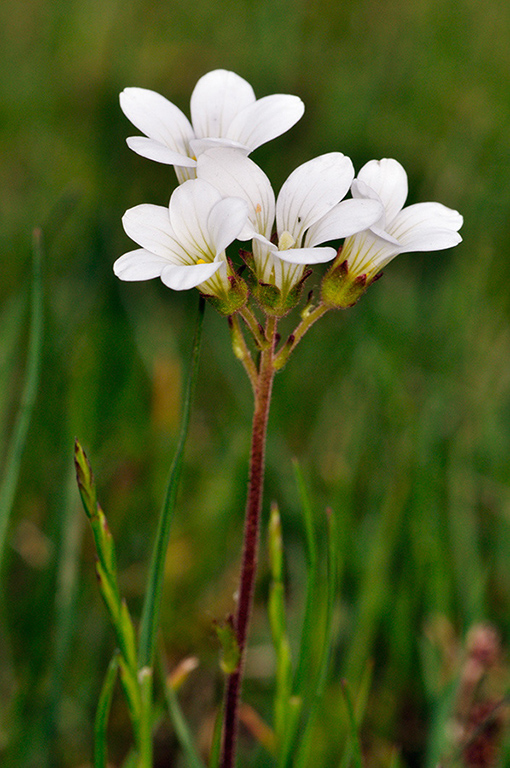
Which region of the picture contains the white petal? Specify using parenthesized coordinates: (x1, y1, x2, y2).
(276, 246, 337, 265)
(251, 232, 276, 249)
(343, 230, 402, 277)
(189, 137, 250, 157)
(113, 249, 169, 281)
(122, 204, 187, 261)
(207, 196, 249, 255)
(169, 179, 222, 258)
(252, 240, 278, 284)
(196, 149, 275, 239)
(357, 159, 408, 224)
(190, 70, 255, 139)
(276, 153, 355, 243)
(389, 202, 463, 251)
(226, 94, 305, 150)
(126, 137, 197, 167)
(120, 88, 194, 155)
(160, 261, 222, 291)
(272, 258, 306, 292)
(305, 199, 384, 247)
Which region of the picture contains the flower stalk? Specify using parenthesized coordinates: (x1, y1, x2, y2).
(221, 316, 277, 768)
(273, 302, 330, 370)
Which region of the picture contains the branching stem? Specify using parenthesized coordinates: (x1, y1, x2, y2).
(273, 303, 330, 369)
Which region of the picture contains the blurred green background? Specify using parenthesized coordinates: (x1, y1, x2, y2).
(2, 0, 510, 765)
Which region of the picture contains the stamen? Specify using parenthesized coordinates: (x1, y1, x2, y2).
(278, 231, 295, 251)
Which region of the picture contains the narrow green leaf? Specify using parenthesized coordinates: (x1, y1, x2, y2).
(43, 469, 86, 749)
(294, 509, 338, 768)
(267, 504, 293, 743)
(138, 667, 154, 768)
(120, 599, 139, 674)
(292, 460, 319, 696)
(0, 293, 25, 448)
(121, 750, 138, 768)
(94, 652, 120, 768)
(340, 680, 364, 768)
(0, 229, 44, 572)
(209, 705, 224, 768)
(118, 656, 142, 733)
(159, 655, 206, 768)
(277, 696, 302, 768)
(292, 459, 317, 569)
(138, 296, 205, 669)
(75, 441, 147, 759)
(268, 502, 284, 583)
(343, 478, 409, 684)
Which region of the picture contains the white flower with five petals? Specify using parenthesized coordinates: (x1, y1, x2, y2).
(114, 179, 249, 311)
(196, 148, 383, 310)
(342, 158, 463, 280)
(120, 69, 305, 184)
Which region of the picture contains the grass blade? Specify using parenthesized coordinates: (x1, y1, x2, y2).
(94, 652, 120, 768)
(209, 704, 224, 768)
(294, 508, 338, 768)
(340, 680, 364, 768)
(0, 228, 44, 572)
(292, 459, 318, 696)
(159, 655, 205, 768)
(138, 296, 205, 669)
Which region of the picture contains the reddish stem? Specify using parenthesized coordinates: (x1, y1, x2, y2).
(221, 320, 276, 768)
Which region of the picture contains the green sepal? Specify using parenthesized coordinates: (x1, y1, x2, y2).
(214, 616, 240, 674)
(321, 258, 381, 309)
(201, 272, 248, 316)
(255, 269, 312, 318)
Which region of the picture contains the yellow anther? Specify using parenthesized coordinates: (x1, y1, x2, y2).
(278, 231, 295, 251)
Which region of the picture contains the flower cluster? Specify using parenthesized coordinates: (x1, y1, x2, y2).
(115, 69, 463, 316)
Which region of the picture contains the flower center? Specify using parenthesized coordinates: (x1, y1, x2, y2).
(278, 231, 295, 251)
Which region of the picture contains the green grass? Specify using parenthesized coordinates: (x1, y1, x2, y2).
(2, 0, 510, 765)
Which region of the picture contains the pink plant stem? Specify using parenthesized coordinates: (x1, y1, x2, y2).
(221, 319, 277, 768)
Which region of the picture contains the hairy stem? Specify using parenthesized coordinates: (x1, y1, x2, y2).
(221, 316, 277, 768)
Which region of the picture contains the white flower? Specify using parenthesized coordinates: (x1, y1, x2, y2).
(114, 179, 249, 309)
(340, 158, 464, 282)
(196, 148, 383, 303)
(119, 69, 305, 183)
